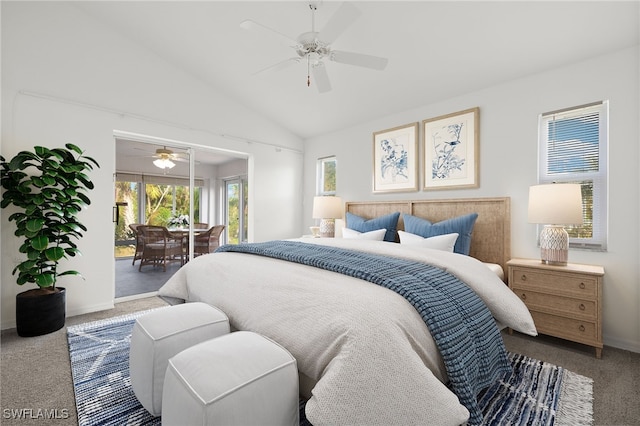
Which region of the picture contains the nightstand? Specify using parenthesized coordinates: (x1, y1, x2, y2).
(507, 258, 604, 358)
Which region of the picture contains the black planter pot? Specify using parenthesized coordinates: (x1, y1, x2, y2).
(16, 287, 66, 337)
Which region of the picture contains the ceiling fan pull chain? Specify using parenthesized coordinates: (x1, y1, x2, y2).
(308, 1, 316, 88)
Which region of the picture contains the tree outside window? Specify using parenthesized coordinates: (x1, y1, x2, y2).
(317, 156, 336, 195)
(114, 181, 201, 257)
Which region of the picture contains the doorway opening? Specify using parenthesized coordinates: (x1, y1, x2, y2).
(114, 133, 249, 300)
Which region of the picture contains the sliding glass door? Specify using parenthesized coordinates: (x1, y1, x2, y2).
(115, 137, 250, 300)
(114, 181, 140, 258)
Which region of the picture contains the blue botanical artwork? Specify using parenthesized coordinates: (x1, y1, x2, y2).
(374, 123, 418, 193)
(431, 122, 465, 179)
(380, 138, 408, 183)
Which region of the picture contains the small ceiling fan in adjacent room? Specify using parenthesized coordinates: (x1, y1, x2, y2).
(130, 146, 190, 170)
(152, 147, 182, 169)
(240, 1, 388, 93)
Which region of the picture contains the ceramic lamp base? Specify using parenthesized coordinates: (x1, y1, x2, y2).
(539, 225, 569, 266)
(319, 219, 335, 238)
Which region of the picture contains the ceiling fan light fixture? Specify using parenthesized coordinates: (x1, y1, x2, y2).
(153, 158, 176, 169)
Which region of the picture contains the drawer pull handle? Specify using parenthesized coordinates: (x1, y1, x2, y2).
(579, 304, 586, 311)
(521, 293, 527, 300)
(579, 325, 586, 332)
(579, 282, 586, 289)
(521, 274, 527, 282)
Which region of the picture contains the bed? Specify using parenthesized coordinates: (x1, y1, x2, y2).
(158, 197, 536, 426)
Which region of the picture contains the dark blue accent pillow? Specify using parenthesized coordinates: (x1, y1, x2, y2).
(346, 212, 400, 243)
(402, 213, 478, 255)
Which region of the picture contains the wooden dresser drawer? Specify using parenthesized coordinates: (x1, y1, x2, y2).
(530, 311, 598, 344)
(513, 289, 596, 319)
(510, 267, 596, 299)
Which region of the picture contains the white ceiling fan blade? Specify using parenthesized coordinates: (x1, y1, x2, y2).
(330, 50, 388, 70)
(312, 62, 332, 93)
(319, 2, 361, 45)
(252, 57, 301, 76)
(240, 19, 298, 47)
(172, 157, 200, 164)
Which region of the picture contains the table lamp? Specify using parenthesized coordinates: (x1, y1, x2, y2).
(528, 183, 583, 265)
(312, 196, 343, 238)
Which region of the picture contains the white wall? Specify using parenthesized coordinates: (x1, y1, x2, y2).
(1, 2, 303, 328)
(303, 46, 640, 353)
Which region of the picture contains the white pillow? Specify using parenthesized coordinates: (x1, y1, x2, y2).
(342, 228, 387, 241)
(398, 231, 459, 252)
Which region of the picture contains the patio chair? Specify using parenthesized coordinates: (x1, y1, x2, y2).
(190, 225, 225, 258)
(138, 225, 185, 272)
(208, 224, 225, 252)
(129, 223, 144, 265)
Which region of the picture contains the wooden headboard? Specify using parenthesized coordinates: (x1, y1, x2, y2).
(345, 197, 511, 275)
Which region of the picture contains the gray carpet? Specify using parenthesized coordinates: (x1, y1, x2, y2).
(1, 296, 639, 425)
(115, 257, 181, 298)
(1, 297, 169, 426)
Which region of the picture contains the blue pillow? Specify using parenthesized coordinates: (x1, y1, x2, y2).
(402, 213, 478, 255)
(346, 212, 400, 243)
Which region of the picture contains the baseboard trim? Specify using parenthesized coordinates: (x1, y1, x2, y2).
(67, 302, 116, 319)
(604, 336, 640, 354)
(115, 291, 159, 303)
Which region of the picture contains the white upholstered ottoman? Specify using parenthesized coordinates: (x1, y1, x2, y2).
(162, 331, 299, 426)
(129, 302, 229, 416)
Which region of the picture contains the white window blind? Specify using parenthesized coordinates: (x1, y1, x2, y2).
(538, 101, 608, 250)
(115, 172, 204, 187)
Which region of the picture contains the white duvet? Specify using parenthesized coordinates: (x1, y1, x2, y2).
(159, 239, 536, 426)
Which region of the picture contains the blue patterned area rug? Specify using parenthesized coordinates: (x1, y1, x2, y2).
(67, 310, 161, 426)
(67, 311, 593, 426)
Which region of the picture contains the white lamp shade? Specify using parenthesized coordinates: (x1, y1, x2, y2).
(528, 184, 583, 225)
(312, 196, 343, 219)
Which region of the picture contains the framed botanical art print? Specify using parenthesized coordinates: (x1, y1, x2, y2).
(423, 107, 479, 190)
(372, 122, 418, 193)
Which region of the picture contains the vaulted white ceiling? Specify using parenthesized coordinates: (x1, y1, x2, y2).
(75, 1, 638, 140)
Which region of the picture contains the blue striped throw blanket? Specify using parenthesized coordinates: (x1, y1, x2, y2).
(216, 240, 511, 425)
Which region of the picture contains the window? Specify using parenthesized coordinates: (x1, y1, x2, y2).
(317, 156, 337, 195)
(114, 173, 204, 257)
(225, 177, 248, 244)
(538, 101, 608, 250)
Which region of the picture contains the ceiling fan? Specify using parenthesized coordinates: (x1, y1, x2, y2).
(240, 1, 388, 93)
(132, 146, 190, 169)
(152, 148, 179, 169)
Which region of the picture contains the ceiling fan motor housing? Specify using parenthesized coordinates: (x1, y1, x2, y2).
(296, 32, 329, 60)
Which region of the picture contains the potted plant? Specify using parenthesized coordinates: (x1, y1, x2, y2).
(0, 144, 99, 337)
